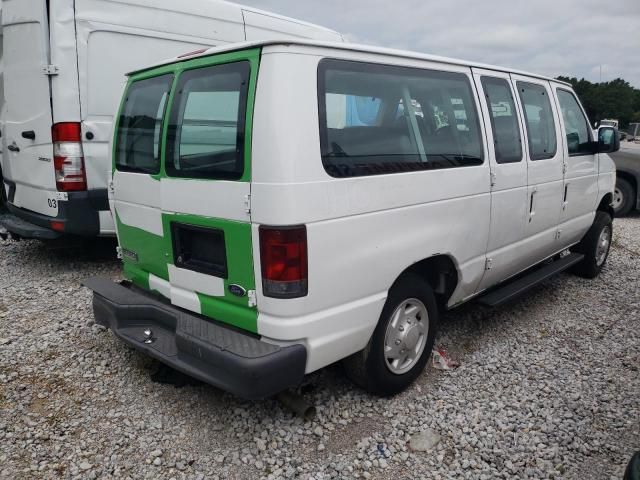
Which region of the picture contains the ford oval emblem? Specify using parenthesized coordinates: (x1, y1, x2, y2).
(228, 284, 247, 297)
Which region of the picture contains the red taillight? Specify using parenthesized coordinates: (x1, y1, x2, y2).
(52, 122, 86, 192)
(259, 225, 308, 298)
(50, 221, 65, 232)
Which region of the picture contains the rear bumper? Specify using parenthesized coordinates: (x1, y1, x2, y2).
(0, 210, 61, 239)
(82, 277, 307, 400)
(0, 184, 108, 238)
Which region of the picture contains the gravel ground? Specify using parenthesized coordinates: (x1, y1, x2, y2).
(1, 215, 638, 480)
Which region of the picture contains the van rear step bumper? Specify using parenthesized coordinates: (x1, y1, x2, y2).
(82, 277, 306, 400)
(0, 212, 61, 240)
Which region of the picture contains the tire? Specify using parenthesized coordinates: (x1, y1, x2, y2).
(0, 166, 6, 212)
(343, 273, 438, 396)
(571, 211, 613, 279)
(613, 177, 634, 217)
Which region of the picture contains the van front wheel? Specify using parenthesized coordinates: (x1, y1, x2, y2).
(0, 166, 6, 211)
(571, 211, 613, 279)
(343, 273, 438, 396)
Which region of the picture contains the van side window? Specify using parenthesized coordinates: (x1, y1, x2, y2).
(517, 81, 557, 160)
(166, 61, 250, 180)
(318, 59, 484, 178)
(480, 77, 522, 163)
(115, 75, 173, 174)
(556, 89, 592, 156)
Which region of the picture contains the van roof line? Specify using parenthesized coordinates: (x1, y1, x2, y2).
(233, 1, 343, 35)
(127, 39, 571, 86)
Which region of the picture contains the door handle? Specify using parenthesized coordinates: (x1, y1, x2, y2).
(562, 184, 569, 210)
(7, 143, 19, 152)
(528, 188, 537, 222)
(21, 130, 36, 140)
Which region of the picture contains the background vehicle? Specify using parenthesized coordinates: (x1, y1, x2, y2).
(611, 142, 640, 216)
(598, 118, 619, 128)
(86, 40, 617, 400)
(0, 0, 341, 240)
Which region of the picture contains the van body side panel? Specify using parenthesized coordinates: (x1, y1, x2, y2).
(113, 49, 260, 333)
(73, 0, 245, 231)
(2, 0, 56, 217)
(251, 50, 490, 373)
(242, 10, 343, 42)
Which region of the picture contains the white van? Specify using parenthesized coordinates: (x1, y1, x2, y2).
(0, 0, 341, 240)
(85, 40, 618, 399)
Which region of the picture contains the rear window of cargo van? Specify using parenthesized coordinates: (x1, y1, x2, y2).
(115, 75, 173, 174)
(165, 61, 250, 180)
(318, 59, 484, 178)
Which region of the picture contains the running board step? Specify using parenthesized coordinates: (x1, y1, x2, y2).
(478, 253, 584, 307)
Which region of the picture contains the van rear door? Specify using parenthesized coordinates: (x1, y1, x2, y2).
(2, 0, 56, 217)
(112, 50, 260, 334)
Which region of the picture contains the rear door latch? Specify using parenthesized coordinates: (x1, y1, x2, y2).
(42, 65, 59, 76)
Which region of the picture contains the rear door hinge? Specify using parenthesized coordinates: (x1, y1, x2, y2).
(562, 162, 568, 174)
(485, 258, 493, 271)
(108, 180, 115, 194)
(490, 172, 496, 188)
(116, 246, 123, 259)
(244, 194, 251, 215)
(43, 65, 59, 76)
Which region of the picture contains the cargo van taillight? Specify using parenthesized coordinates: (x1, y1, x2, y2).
(259, 226, 308, 298)
(52, 122, 87, 192)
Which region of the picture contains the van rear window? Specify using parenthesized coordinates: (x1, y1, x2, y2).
(115, 75, 173, 174)
(166, 62, 250, 180)
(318, 59, 484, 178)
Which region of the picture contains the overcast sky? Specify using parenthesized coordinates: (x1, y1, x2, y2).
(240, 0, 640, 87)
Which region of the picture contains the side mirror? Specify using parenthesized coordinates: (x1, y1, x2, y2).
(597, 126, 620, 153)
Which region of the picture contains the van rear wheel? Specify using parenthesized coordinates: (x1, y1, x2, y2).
(343, 273, 438, 396)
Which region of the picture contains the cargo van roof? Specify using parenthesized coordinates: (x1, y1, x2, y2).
(127, 39, 571, 87)
(234, 1, 342, 36)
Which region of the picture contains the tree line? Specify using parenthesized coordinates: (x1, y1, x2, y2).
(556, 76, 640, 130)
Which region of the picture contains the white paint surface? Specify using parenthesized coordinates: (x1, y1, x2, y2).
(168, 265, 225, 298)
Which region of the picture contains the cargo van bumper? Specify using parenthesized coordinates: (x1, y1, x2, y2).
(0, 210, 62, 240)
(0, 187, 107, 239)
(82, 277, 307, 400)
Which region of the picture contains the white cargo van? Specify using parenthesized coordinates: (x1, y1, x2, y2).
(85, 40, 618, 399)
(0, 0, 341, 240)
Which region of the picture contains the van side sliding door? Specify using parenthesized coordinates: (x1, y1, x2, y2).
(511, 74, 565, 262)
(471, 68, 529, 291)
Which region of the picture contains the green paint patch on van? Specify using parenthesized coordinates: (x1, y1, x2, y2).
(115, 211, 171, 289)
(116, 210, 258, 333)
(162, 212, 258, 333)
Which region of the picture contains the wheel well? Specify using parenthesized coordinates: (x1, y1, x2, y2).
(400, 255, 459, 308)
(597, 192, 614, 218)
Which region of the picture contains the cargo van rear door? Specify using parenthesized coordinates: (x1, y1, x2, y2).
(2, 0, 56, 216)
(113, 50, 261, 334)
